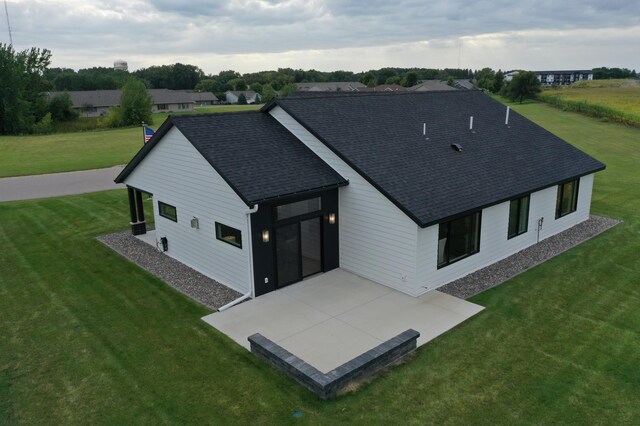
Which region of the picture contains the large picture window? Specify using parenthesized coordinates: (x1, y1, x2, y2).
(556, 179, 579, 219)
(508, 195, 530, 239)
(216, 222, 242, 248)
(437, 212, 481, 268)
(158, 201, 177, 222)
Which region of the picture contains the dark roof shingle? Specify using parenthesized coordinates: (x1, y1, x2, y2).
(268, 91, 605, 226)
(116, 112, 347, 204)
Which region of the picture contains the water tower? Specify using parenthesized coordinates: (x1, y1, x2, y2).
(114, 59, 128, 72)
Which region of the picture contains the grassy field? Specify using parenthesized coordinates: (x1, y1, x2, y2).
(1, 101, 640, 423)
(0, 105, 261, 178)
(538, 79, 640, 126)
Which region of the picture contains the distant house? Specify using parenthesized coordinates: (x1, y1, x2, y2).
(358, 84, 408, 92)
(452, 79, 475, 90)
(225, 91, 261, 104)
(505, 70, 593, 86)
(47, 89, 218, 117)
(115, 91, 604, 300)
(295, 82, 366, 92)
(187, 91, 219, 106)
(408, 80, 458, 92)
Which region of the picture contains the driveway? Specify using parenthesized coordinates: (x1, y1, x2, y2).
(0, 166, 124, 202)
(202, 269, 484, 373)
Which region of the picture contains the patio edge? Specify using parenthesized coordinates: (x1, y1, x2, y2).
(248, 329, 419, 399)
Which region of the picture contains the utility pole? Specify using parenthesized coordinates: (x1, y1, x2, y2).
(4, 0, 12, 46)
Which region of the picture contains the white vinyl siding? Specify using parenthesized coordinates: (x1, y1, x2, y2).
(124, 127, 251, 294)
(270, 106, 418, 294)
(415, 174, 595, 294)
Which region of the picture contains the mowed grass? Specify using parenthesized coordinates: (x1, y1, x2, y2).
(1, 101, 640, 423)
(0, 105, 261, 178)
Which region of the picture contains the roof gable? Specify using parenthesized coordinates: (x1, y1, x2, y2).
(266, 91, 605, 227)
(116, 112, 347, 205)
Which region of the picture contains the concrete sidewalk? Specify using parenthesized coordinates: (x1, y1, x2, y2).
(0, 166, 124, 202)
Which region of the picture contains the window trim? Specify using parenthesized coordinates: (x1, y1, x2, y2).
(555, 179, 579, 219)
(215, 222, 242, 249)
(158, 201, 177, 222)
(507, 194, 530, 239)
(437, 211, 482, 269)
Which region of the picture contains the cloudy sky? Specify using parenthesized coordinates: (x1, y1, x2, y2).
(3, 0, 639, 74)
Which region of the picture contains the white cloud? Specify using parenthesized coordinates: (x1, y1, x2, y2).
(3, 0, 639, 73)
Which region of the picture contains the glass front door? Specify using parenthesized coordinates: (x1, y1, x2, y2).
(275, 217, 322, 288)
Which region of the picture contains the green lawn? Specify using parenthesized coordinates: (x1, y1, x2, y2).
(1, 101, 639, 423)
(0, 105, 261, 178)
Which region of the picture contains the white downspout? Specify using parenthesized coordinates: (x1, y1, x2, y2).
(218, 203, 258, 312)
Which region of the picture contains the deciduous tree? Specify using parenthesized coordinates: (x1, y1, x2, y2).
(278, 83, 297, 97)
(104, 78, 152, 127)
(48, 92, 79, 122)
(507, 71, 541, 103)
(0, 44, 52, 134)
(261, 84, 276, 103)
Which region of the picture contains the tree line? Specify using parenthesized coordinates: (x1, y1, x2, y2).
(3, 42, 637, 135)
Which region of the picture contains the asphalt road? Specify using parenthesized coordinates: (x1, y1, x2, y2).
(0, 166, 125, 202)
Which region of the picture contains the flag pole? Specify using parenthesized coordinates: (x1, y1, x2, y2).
(141, 121, 146, 145)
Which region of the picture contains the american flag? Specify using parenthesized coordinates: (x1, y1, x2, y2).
(144, 126, 155, 144)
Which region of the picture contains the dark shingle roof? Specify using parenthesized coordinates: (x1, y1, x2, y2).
(266, 91, 605, 227)
(48, 89, 204, 107)
(115, 112, 347, 205)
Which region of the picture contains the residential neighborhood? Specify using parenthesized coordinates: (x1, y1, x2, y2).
(47, 88, 219, 117)
(1, 0, 639, 422)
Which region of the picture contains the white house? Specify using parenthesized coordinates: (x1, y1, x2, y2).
(225, 90, 261, 104)
(115, 91, 605, 300)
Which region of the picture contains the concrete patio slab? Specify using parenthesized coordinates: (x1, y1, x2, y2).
(202, 269, 483, 373)
(277, 318, 382, 373)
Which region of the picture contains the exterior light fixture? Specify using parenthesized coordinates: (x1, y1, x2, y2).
(190, 217, 199, 229)
(328, 213, 336, 225)
(262, 230, 270, 243)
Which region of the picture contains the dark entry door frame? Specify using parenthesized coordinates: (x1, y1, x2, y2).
(251, 188, 340, 297)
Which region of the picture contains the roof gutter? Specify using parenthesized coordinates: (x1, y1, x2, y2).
(247, 181, 348, 205)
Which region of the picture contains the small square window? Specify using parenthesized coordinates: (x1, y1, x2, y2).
(158, 201, 177, 222)
(216, 222, 242, 248)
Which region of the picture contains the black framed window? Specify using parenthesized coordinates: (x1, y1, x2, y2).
(437, 211, 481, 268)
(556, 179, 579, 219)
(157, 104, 168, 110)
(158, 201, 177, 222)
(275, 197, 321, 221)
(216, 222, 242, 248)
(508, 195, 530, 239)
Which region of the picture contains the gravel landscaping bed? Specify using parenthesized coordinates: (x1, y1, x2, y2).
(98, 215, 619, 309)
(439, 215, 621, 300)
(97, 231, 242, 310)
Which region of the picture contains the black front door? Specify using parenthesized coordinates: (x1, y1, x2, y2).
(275, 217, 322, 288)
